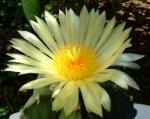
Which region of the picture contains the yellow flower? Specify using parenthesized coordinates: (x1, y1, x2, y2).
(6, 6, 143, 117)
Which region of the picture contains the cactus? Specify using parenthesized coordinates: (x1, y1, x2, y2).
(19, 85, 81, 119)
(20, 86, 55, 119)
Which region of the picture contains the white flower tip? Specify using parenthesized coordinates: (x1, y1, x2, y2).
(19, 84, 31, 91)
(65, 7, 69, 13)
(112, 17, 116, 22)
(101, 11, 106, 16)
(59, 10, 64, 15)
(82, 5, 88, 11)
(129, 26, 133, 31)
(17, 30, 23, 34)
(121, 22, 126, 28)
(18, 72, 25, 75)
(29, 20, 37, 27)
(4, 68, 9, 72)
(98, 111, 103, 117)
(136, 85, 140, 91)
(10, 39, 15, 44)
(29, 20, 39, 31)
(45, 10, 49, 16)
(127, 43, 132, 48)
(83, 5, 87, 9)
(35, 16, 41, 22)
(126, 27, 132, 33)
(17, 30, 28, 37)
(45, 10, 51, 19)
(68, 8, 74, 13)
(19, 86, 28, 92)
(29, 20, 35, 24)
(138, 54, 145, 59)
(52, 89, 60, 98)
(6, 53, 12, 57)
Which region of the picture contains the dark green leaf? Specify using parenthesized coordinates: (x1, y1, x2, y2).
(21, 0, 40, 21)
(0, 107, 9, 117)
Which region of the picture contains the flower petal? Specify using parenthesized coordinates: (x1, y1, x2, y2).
(95, 39, 131, 73)
(11, 38, 52, 64)
(20, 77, 62, 91)
(80, 83, 103, 117)
(7, 53, 50, 68)
(110, 69, 140, 90)
(112, 61, 140, 69)
(52, 82, 77, 111)
(5, 64, 46, 74)
(64, 87, 79, 116)
(116, 53, 144, 62)
(95, 17, 116, 52)
(84, 9, 100, 46)
(30, 19, 58, 52)
(91, 69, 113, 82)
(18, 30, 53, 58)
(91, 11, 106, 47)
(97, 27, 132, 60)
(99, 87, 111, 112)
(52, 81, 66, 98)
(58, 10, 67, 44)
(45, 11, 65, 47)
(96, 22, 125, 57)
(78, 6, 90, 44)
(64, 9, 79, 44)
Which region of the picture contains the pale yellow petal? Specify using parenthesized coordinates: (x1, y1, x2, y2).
(11, 38, 52, 65)
(95, 39, 131, 74)
(98, 27, 132, 59)
(30, 19, 58, 52)
(5, 64, 46, 74)
(20, 77, 62, 91)
(91, 11, 106, 47)
(52, 95, 65, 111)
(84, 9, 100, 46)
(96, 22, 125, 57)
(112, 61, 140, 69)
(78, 6, 90, 44)
(95, 17, 116, 52)
(80, 83, 103, 117)
(110, 69, 140, 90)
(52, 81, 66, 98)
(63, 9, 79, 44)
(45, 11, 65, 47)
(18, 30, 53, 58)
(7, 53, 50, 69)
(64, 88, 78, 116)
(99, 86, 111, 112)
(91, 69, 113, 82)
(68, 9, 79, 44)
(52, 82, 77, 111)
(58, 10, 68, 44)
(117, 53, 144, 62)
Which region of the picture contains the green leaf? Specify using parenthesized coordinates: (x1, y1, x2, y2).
(59, 111, 81, 119)
(0, 107, 9, 117)
(21, 0, 40, 21)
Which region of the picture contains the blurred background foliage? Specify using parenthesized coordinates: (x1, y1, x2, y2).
(0, 0, 150, 118)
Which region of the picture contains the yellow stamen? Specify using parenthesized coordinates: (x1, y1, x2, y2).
(53, 45, 97, 80)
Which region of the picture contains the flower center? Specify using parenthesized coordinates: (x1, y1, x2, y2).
(53, 45, 97, 81)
